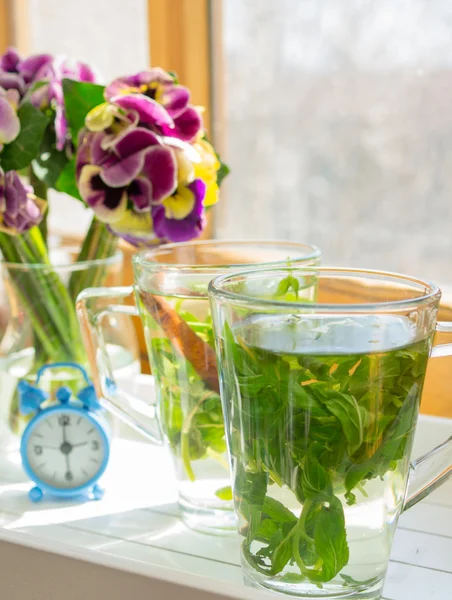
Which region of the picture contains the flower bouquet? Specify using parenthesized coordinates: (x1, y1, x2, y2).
(0, 47, 228, 438)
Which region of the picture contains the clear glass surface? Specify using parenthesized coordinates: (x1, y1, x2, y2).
(209, 267, 440, 596)
(134, 240, 320, 533)
(0, 245, 139, 449)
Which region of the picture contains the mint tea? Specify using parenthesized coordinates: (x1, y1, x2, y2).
(139, 289, 235, 532)
(218, 313, 431, 595)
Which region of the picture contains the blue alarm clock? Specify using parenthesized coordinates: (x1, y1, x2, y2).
(18, 362, 110, 503)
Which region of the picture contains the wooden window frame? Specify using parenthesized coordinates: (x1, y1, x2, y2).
(147, 0, 224, 238)
(0, 0, 30, 55)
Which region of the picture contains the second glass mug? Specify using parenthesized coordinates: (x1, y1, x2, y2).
(76, 240, 320, 533)
(208, 266, 452, 598)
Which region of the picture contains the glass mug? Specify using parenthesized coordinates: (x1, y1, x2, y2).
(208, 266, 452, 598)
(76, 241, 320, 533)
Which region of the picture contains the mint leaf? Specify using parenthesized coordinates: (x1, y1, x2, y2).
(63, 79, 105, 143)
(235, 463, 267, 508)
(1, 103, 49, 171)
(275, 277, 290, 296)
(215, 486, 233, 501)
(312, 497, 349, 582)
(257, 521, 297, 575)
(302, 445, 333, 499)
(262, 496, 298, 525)
(317, 390, 365, 456)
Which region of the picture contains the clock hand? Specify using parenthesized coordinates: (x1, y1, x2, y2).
(71, 442, 88, 448)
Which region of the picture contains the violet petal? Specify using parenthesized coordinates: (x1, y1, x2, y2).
(142, 145, 177, 202)
(113, 94, 174, 129)
(101, 152, 146, 188)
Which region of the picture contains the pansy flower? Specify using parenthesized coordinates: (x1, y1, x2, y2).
(77, 127, 178, 223)
(29, 57, 96, 150)
(0, 86, 20, 151)
(0, 48, 96, 151)
(151, 178, 206, 242)
(104, 68, 203, 142)
(0, 169, 46, 234)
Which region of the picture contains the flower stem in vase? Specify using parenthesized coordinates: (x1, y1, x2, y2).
(29, 166, 49, 248)
(0, 226, 84, 363)
(68, 218, 118, 302)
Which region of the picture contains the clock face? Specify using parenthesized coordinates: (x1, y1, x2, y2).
(25, 410, 106, 490)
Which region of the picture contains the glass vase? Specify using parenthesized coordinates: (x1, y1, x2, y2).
(0, 241, 139, 452)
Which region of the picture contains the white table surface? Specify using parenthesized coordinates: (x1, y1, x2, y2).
(0, 413, 451, 600)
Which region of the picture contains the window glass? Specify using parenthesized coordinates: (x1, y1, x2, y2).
(217, 0, 452, 282)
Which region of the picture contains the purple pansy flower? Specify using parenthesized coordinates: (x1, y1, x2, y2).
(0, 48, 22, 73)
(0, 87, 20, 151)
(77, 127, 178, 223)
(105, 68, 203, 142)
(108, 178, 207, 245)
(0, 50, 52, 97)
(151, 178, 206, 242)
(75, 67, 219, 245)
(29, 57, 96, 150)
(0, 48, 96, 151)
(19, 54, 53, 83)
(0, 169, 46, 234)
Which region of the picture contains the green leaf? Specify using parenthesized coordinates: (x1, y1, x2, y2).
(301, 445, 333, 500)
(235, 463, 268, 508)
(262, 496, 297, 525)
(279, 573, 306, 584)
(275, 276, 290, 297)
(63, 79, 105, 143)
(274, 274, 300, 299)
(256, 517, 279, 542)
(55, 156, 83, 201)
(270, 522, 297, 574)
(216, 159, 230, 187)
(215, 486, 233, 501)
(290, 275, 300, 298)
(32, 125, 68, 188)
(340, 573, 369, 587)
(257, 521, 297, 575)
(345, 387, 419, 493)
(318, 390, 365, 456)
(1, 103, 49, 171)
(311, 496, 349, 582)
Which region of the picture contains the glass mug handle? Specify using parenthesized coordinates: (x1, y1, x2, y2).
(76, 286, 163, 445)
(404, 320, 452, 510)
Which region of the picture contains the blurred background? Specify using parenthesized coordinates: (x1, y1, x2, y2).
(2, 0, 452, 283)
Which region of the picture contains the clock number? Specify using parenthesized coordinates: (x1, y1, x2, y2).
(34, 445, 42, 455)
(59, 415, 70, 426)
(91, 440, 100, 451)
(65, 471, 73, 482)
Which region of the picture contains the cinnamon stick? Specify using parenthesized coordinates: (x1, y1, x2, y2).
(140, 291, 220, 394)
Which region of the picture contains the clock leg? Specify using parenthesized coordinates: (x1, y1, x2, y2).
(29, 487, 43, 502)
(92, 484, 104, 500)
